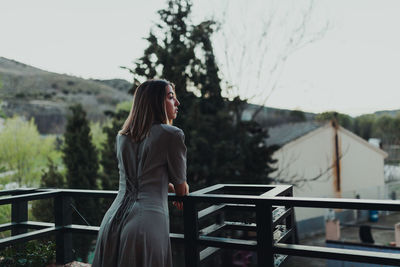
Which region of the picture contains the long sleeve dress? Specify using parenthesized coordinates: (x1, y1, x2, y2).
(92, 123, 187, 267)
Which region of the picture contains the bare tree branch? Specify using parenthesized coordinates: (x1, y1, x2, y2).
(212, 0, 330, 118)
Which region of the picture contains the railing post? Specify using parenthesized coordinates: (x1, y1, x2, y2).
(11, 199, 28, 236)
(285, 187, 298, 244)
(256, 202, 274, 267)
(183, 196, 199, 267)
(54, 193, 73, 264)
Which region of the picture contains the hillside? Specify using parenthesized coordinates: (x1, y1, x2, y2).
(0, 57, 132, 134)
(374, 110, 400, 117)
(6, 57, 398, 136)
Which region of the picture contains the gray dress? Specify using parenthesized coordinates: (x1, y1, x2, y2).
(92, 123, 187, 267)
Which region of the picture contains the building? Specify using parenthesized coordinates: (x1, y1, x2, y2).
(267, 121, 388, 237)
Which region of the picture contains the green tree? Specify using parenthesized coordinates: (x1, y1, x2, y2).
(32, 158, 65, 222)
(316, 111, 354, 130)
(99, 109, 128, 191)
(372, 115, 399, 145)
(129, 0, 278, 189)
(0, 75, 5, 118)
(289, 110, 306, 122)
(63, 104, 99, 191)
(353, 114, 376, 140)
(62, 104, 99, 261)
(0, 116, 60, 186)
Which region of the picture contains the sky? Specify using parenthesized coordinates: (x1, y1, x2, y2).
(1, 0, 400, 116)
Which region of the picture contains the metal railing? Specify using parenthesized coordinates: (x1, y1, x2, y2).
(0, 184, 400, 266)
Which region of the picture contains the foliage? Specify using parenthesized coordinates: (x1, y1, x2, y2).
(352, 113, 400, 146)
(63, 104, 99, 191)
(0, 240, 55, 267)
(289, 110, 306, 122)
(115, 101, 131, 113)
(99, 109, 128, 191)
(62, 104, 100, 261)
(372, 114, 400, 146)
(0, 205, 11, 226)
(89, 120, 111, 175)
(0, 75, 5, 118)
(353, 114, 376, 140)
(89, 121, 109, 153)
(127, 0, 278, 190)
(315, 111, 353, 130)
(31, 158, 65, 222)
(0, 116, 61, 186)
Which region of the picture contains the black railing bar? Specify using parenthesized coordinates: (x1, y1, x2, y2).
(199, 203, 256, 218)
(224, 221, 256, 232)
(341, 223, 394, 230)
(35, 188, 60, 192)
(169, 233, 184, 239)
(327, 240, 400, 251)
(271, 196, 400, 211)
(218, 186, 273, 192)
(0, 190, 61, 205)
(191, 184, 287, 195)
(261, 186, 291, 197)
(198, 235, 257, 250)
(217, 184, 286, 188)
(0, 188, 39, 197)
(274, 243, 400, 266)
(170, 233, 184, 243)
(273, 207, 293, 228)
(198, 204, 226, 220)
(187, 194, 400, 211)
(199, 247, 220, 262)
(61, 189, 117, 198)
(227, 203, 255, 208)
(1, 190, 398, 210)
(0, 227, 58, 249)
(275, 228, 293, 244)
(0, 222, 16, 232)
(199, 223, 225, 236)
(190, 184, 225, 195)
(64, 224, 99, 234)
(224, 203, 256, 213)
(20, 221, 54, 229)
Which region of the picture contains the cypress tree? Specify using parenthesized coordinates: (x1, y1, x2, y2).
(99, 109, 128, 191)
(32, 158, 65, 222)
(62, 104, 100, 261)
(131, 0, 278, 190)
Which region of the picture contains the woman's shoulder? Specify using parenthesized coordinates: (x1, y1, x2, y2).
(157, 124, 184, 136)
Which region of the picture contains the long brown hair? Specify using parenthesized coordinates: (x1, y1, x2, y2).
(119, 79, 174, 142)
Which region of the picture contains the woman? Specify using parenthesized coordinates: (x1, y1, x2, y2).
(92, 79, 189, 267)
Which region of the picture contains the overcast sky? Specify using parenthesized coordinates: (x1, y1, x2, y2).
(1, 0, 400, 116)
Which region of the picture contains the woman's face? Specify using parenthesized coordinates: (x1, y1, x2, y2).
(165, 85, 180, 120)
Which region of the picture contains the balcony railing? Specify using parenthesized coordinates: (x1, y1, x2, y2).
(0, 184, 400, 266)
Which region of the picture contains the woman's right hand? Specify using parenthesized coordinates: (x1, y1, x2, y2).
(173, 182, 189, 210)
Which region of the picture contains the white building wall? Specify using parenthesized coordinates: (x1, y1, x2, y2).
(272, 125, 386, 222)
(339, 129, 386, 200)
(272, 125, 336, 221)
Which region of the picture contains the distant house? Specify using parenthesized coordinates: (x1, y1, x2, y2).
(267, 121, 388, 237)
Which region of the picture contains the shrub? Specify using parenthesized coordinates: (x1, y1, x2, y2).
(0, 240, 55, 266)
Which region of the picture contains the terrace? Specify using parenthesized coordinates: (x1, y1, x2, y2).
(0, 184, 400, 266)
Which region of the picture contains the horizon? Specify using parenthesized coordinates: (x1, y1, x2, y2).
(1, 54, 400, 119)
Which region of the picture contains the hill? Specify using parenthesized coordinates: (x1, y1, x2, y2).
(0, 57, 132, 134)
(374, 109, 400, 117)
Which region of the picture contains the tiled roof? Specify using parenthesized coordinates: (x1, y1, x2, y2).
(266, 121, 324, 146)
